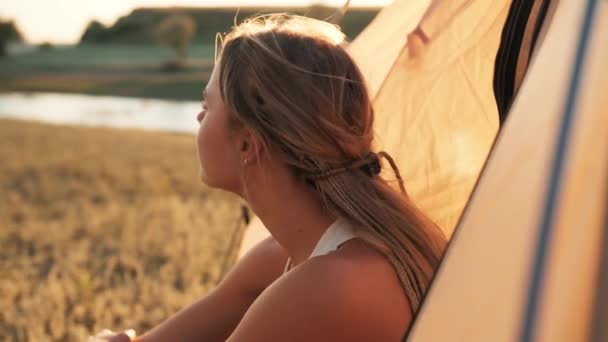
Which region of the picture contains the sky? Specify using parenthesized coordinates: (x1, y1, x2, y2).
(0, 0, 391, 44)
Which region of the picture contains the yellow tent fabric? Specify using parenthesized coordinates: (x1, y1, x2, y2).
(408, 0, 608, 340)
(346, 0, 430, 97)
(350, 0, 509, 236)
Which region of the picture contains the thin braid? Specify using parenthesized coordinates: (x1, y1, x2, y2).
(304, 150, 407, 197)
(305, 152, 380, 180)
(386, 252, 421, 310)
(313, 165, 351, 180)
(377, 151, 407, 195)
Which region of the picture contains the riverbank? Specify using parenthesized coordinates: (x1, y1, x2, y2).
(0, 119, 243, 341)
(0, 44, 213, 101)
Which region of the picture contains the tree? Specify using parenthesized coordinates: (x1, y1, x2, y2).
(156, 13, 196, 63)
(79, 20, 108, 44)
(0, 20, 23, 57)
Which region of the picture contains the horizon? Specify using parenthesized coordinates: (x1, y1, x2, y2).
(0, 0, 391, 45)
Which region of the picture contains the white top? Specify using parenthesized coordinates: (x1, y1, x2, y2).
(283, 216, 359, 274)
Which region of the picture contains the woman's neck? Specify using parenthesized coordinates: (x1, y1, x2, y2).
(245, 175, 337, 268)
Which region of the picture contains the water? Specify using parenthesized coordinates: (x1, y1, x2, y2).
(0, 92, 201, 134)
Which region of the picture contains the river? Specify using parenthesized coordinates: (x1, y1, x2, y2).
(0, 92, 200, 134)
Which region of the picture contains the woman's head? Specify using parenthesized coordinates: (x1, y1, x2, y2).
(197, 14, 374, 194)
(197, 14, 446, 314)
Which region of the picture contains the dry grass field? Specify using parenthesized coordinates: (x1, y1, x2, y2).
(0, 119, 244, 341)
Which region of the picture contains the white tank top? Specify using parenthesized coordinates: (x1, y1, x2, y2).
(283, 216, 359, 274)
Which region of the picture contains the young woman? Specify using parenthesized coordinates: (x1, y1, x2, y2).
(91, 14, 446, 342)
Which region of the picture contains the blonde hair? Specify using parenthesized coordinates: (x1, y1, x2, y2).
(216, 14, 446, 314)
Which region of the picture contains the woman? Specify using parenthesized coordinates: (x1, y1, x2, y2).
(91, 14, 446, 342)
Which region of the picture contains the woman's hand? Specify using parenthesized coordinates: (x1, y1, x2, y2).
(87, 329, 136, 342)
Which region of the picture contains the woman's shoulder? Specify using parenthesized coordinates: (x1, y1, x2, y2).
(219, 236, 289, 298)
(226, 238, 412, 341)
(321, 238, 413, 326)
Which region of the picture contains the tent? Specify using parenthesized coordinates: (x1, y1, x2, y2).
(236, 0, 608, 340)
(407, 0, 608, 340)
(349, 0, 508, 236)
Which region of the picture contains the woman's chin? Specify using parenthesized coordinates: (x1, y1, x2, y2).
(198, 167, 211, 185)
(198, 168, 224, 190)
(198, 166, 242, 194)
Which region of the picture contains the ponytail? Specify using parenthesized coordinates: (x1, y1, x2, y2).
(304, 151, 446, 313)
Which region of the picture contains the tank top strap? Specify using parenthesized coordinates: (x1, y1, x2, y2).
(283, 217, 358, 274)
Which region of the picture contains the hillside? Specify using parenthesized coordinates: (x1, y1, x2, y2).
(79, 5, 380, 44)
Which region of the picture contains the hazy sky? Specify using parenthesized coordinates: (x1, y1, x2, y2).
(0, 0, 391, 44)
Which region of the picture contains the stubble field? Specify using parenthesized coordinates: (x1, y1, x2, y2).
(0, 119, 244, 341)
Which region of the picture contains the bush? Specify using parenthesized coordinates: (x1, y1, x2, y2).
(38, 42, 54, 50)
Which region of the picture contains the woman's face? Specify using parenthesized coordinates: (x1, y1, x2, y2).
(196, 65, 243, 193)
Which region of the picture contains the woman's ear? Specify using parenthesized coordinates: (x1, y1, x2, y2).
(238, 129, 264, 165)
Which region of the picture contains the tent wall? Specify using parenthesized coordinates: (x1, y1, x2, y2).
(369, 0, 508, 236)
(346, 0, 430, 97)
(407, 0, 608, 340)
(591, 179, 608, 342)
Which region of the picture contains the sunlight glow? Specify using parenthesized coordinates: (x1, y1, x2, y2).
(0, 0, 392, 44)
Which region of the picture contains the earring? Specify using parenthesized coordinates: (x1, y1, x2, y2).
(241, 158, 249, 166)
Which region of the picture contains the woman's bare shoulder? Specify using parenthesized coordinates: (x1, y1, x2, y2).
(219, 236, 289, 298)
(226, 239, 412, 341)
(324, 238, 413, 333)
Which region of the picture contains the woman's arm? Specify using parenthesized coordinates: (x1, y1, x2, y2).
(132, 236, 289, 342)
(133, 286, 249, 342)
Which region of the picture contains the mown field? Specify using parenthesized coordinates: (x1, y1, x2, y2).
(0, 119, 244, 341)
